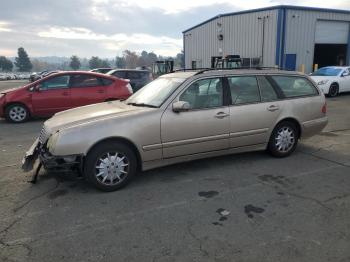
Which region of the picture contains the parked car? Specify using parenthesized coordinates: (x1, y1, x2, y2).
(310, 66, 350, 97)
(30, 71, 48, 82)
(107, 69, 153, 92)
(22, 69, 327, 191)
(0, 74, 7, 81)
(0, 71, 133, 123)
(90, 68, 114, 74)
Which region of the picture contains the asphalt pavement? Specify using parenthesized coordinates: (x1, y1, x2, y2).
(0, 80, 349, 262)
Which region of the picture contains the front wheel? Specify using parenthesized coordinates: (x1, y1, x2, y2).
(327, 83, 339, 97)
(5, 103, 30, 123)
(84, 142, 137, 191)
(268, 121, 298, 158)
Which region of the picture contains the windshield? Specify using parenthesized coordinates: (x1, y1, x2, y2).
(311, 67, 342, 76)
(126, 77, 185, 107)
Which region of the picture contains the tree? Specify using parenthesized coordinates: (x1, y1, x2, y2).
(70, 55, 81, 70)
(175, 51, 185, 68)
(14, 47, 32, 71)
(89, 56, 103, 69)
(115, 56, 126, 68)
(123, 50, 138, 69)
(0, 56, 13, 71)
(101, 59, 110, 68)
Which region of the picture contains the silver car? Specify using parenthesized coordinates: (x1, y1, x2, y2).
(22, 69, 328, 191)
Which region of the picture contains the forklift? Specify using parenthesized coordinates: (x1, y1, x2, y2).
(152, 60, 174, 78)
(212, 55, 242, 69)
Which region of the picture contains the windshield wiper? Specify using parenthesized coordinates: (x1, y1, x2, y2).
(127, 102, 158, 108)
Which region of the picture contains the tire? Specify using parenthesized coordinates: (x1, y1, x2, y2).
(84, 141, 137, 192)
(5, 103, 30, 123)
(327, 83, 339, 97)
(267, 121, 298, 158)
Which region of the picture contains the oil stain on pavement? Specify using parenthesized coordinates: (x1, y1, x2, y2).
(244, 204, 265, 218)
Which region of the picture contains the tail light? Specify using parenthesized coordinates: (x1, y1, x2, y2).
(126, 83, 133, 94)
(321, 102, 327, 114)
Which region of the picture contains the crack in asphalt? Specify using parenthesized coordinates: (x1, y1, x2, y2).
(13, 177, 60, 213)
(300, 151, 350, 168)
(186, 222, 209, 258)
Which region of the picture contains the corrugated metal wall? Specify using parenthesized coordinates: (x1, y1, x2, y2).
(184, 9, 278, 68)
(285, 9, 350, 73)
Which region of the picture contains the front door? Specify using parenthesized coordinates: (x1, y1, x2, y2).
(31, 75, 71, 116)
(70, 74, 107, 107)
(161, 77, 230, 158)
(227, 75, 282, 147)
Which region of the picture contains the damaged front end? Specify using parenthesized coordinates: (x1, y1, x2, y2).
(22, 126, 84, 182)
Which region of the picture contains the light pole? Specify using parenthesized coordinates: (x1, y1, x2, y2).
(258, 15, 269, 66)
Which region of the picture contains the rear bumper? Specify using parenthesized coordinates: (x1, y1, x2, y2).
(301, 117, 328, 138)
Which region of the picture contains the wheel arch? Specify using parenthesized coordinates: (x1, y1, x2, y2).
(84, 136, 142, 171)
(4, 102, 32, 117)
(274, 117, 302, 138)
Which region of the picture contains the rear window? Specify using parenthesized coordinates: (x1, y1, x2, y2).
(271, 76, 318, 98)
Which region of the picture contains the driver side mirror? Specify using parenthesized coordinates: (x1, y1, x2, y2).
(341, 71, 350, 77)
(172, 101, 190, 113)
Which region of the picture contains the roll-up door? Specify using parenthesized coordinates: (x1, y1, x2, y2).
(315, 21, 349, 44)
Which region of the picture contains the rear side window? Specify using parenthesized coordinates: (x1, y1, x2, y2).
(70, 75, 101, 88)
(101, 78, 113, 86)
(112, 71, 126, 78)
(227, 76, 260, 105)
(127, 72, 142, 79)
(271, 76, 318, 98)
(258, 76, 278, 102)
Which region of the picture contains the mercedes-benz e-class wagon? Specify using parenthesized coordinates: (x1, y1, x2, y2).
(22, 69, 328, 191)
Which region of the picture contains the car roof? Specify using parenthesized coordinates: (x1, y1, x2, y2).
(318, 66, 348, 69)
(110, 69, 150, 73)
(40, 71, 122, 81)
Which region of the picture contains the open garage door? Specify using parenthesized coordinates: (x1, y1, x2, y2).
(314, 21, 349, 68)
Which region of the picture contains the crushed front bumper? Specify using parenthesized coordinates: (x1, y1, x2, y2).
(22, 140, 83, 173)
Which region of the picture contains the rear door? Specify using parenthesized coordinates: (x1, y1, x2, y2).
(227, 75, 282, 148)
(70, 74, 107, 107)
(31, 75, 71, 116)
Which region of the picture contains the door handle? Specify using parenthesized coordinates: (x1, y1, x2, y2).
(267, 105, 279, 112)
(97, 90, 105, 93)
(215, 112, 230, 119)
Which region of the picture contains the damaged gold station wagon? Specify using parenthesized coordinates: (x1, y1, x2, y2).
(22, 69, 328, 191)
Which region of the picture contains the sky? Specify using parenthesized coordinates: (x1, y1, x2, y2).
(0, 0, 350, 58)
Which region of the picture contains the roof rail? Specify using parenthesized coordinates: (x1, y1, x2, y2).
(173, 66, 285, 75)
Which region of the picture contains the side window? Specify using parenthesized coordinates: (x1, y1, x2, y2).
(40, 75, 69, 90)
(70, 75, 101, 88)
(101, 78, 113, 86)
(113, 71, 126, 78)
(127, 72, 142, 79)
(179, 78, 223, 109)
(228, 76, 260, 105)
(258, 76, 278, 102)
(271, 76, 318, 98)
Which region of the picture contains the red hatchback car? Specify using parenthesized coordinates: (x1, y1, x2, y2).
(0, 71, 133, 123)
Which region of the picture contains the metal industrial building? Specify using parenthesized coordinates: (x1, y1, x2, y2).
(183, 5, 350, 73)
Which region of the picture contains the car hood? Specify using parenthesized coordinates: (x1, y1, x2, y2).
(0, 86, 27, 94)
(44, 101, 149, 133)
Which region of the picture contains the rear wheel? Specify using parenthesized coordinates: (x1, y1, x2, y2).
(268, 121, 298, 158)
(327, 83, 339, 97)
(5, 103, 30, 123)
(84, 141, 137, 191)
